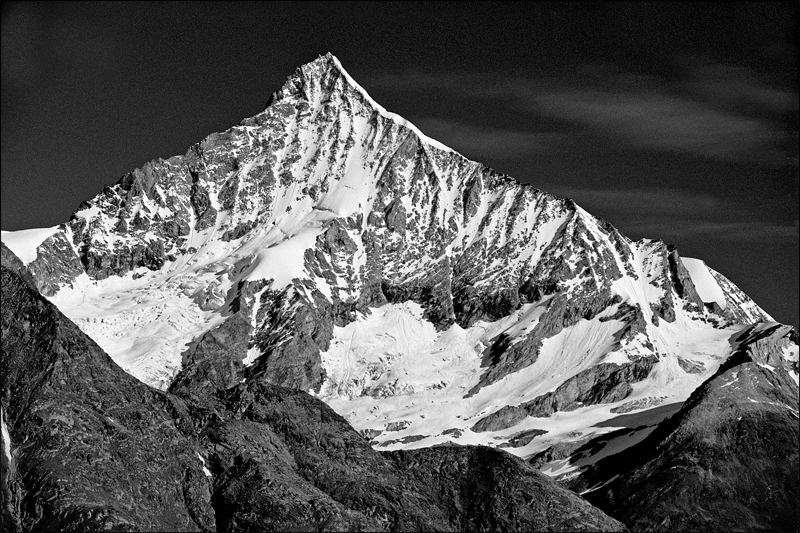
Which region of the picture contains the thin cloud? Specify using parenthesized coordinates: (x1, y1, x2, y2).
(531, 89, 786, 164)
(365, 60, 796, 166)
(678, 60, 797, 114)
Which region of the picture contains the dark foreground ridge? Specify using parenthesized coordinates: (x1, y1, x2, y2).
(581, 323, 799, 531)
(0, 249, 624, 532)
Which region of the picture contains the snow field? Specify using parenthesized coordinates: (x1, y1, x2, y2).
(1, 226, 60, 265)
(315, 298, 740, 470)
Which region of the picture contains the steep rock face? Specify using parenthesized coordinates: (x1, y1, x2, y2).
(25, 229, 84, 296)
(581, 323, 799, 531)
(709, 269, 776, 326)
(0, 262, 624, 532)
(169, 312, 253, 399)
(0, 267, 214, 532)
(387, 446, 626, 532)
(0, 53, 778, 461)
(0, 241, 34, 287)
(197, 382, 451, 532)
(196, 382, 619, 532)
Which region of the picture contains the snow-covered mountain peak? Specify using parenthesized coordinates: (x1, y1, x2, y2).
(1, 55, 787, 468)
(269, 53, 460, 157)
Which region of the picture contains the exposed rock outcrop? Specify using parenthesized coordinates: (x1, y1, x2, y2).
(472, 357, 656, 432)
(25, 229, 84, 295)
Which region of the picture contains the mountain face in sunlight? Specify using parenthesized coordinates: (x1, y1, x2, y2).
(2, 54, 797, 531)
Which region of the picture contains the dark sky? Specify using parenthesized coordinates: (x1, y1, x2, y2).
(2, 2, 798, 325)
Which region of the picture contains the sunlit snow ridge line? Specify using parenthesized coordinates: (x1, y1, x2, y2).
(325, 53, 458, 156)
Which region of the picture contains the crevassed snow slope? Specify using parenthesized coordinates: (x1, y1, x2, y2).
(50, 269, 227, 390)
(316, 299, 739, 462)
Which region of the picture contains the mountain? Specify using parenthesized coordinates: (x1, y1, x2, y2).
(0, 253, 624, 532)
(1, 255, 214, 531)
(582, 322, 799, 531)
(2, 52, 797, 504)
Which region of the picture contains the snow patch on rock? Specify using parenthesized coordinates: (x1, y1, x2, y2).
(1, 406, 11, 465)
(682, 257, 727, 309)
